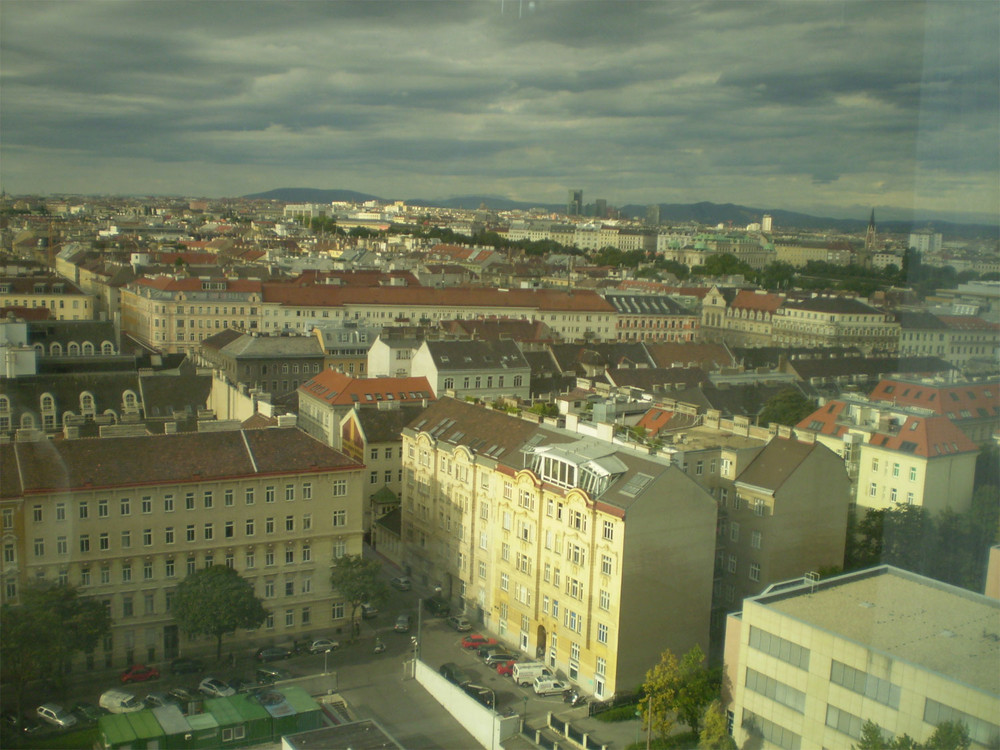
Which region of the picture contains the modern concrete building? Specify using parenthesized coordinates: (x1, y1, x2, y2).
(0, 428, 365, 666)
(724, 566, 1000, 749)
(400, 397, 717, 700)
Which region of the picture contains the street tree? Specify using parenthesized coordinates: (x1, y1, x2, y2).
(0, 581, 111, 713)
(171, 565, 268, 660)
(329, 554, 390, 638)
(698, 700, 737, 749)
(642, 644, 719, 739)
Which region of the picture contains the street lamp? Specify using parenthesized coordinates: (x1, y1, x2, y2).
(324, 648, 332, 675)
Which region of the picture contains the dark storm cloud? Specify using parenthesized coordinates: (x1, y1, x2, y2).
(0, 0, 996, 218)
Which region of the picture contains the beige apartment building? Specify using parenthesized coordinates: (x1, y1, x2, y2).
(0, 428, 364, 667)
(401, 398, 717, 699)
(119, 276, 263, 354)
(724, 566, 1000, 749)
(0, 275, 95, 321)
(771, 296, 899, 354)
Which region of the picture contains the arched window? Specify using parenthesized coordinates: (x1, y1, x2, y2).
(82, 341, 95, 356)
(68, 342, 80, 356)
(443, 377, 454, 389)
(62, 411, 76, 427)
(50, 343, 63, 356)
(80, 392, 96, 415)
(20, 413, 35, 429)
(33, 343, 44, 355)
(123, 391, 138, 410)
(0, 396, 8, 413)
(40, 394, 55, 412)
(101, 341, 114, 355)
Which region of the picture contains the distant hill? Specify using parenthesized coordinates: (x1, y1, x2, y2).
(243, 188, 997, 238)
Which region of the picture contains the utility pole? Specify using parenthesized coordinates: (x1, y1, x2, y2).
(646, 693, 652, 750)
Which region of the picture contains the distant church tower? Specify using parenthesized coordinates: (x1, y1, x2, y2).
(864, 208, 877, 252)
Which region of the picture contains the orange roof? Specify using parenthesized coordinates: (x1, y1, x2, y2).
(938, 316, 1000, 331)
(731, 290, 785, 312)
(299, 370, 435, 406)
(868, 379, 1000, 418)
(636, 408, 674, 435)
(796, 400, 851, 437)
(868, 414, 978, 458)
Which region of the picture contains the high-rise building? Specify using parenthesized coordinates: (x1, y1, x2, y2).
(761, 214, 773, 233)
(567, 190, 583, 216)
(645, 204, 660, 227)
(594, 199, 607, 219)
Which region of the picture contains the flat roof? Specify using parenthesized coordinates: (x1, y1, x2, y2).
(754, 567, 1000, 697)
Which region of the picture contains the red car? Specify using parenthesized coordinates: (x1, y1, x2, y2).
(120, 664, 160, 684)
(495, 660, 516, 677)
(461, 634, 498, 650)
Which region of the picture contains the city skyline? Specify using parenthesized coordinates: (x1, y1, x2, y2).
(1, 1, 998, 223)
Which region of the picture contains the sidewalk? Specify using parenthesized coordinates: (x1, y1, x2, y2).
(521, 704, 646, 750)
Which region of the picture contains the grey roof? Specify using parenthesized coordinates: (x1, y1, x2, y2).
(354, 404, 429, 443)
(604, 294, 692, 316)
(424, 338, 529, 371)
(734, 437, 818, 492)
(781, 296, 883, 314)
(896, 311, 949, 330)
(548, 343, 655, 374)
(733, 346, 862, 369)
(27, 319, 118, 349)
(666, 382, 815, 419)
(788, 356, 954, 381)
(219, 333, 325, 359)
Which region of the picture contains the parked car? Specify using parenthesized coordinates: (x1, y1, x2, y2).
(439, 662, 474, 686)
(198, 677, 236, 698)
(533, 677, 570, 696)
(361, 602, 379, 619)
(255, 646, 291, 662)
(308, 638, 340, 654)
(255, 666, 291, 685)
(169, 657, 203, 674)
(120, 664, 160, 683)
(228, 677, 255, 693)
(99, 689, 143, 714)
(424, 596, 450, 616)
(512, 662, 554, 686)
(484, 651, 519, 667)
(143, 692, 180, 710)
(446, 615, 472, 632)
(3, 712, 42, 734)
(71, 702, 106, 724)
(394, 613, 412, 632)
(167, 688, 198, 705)
(495, 660, 517, 677)
(36, 703, 78, 728)
(461, 634, 498, 650)
(389, 576, 412, 591)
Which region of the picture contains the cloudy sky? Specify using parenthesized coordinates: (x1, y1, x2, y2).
(2, 1, 997, 221)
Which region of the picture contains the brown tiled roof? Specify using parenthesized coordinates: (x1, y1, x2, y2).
(796, 401, 851, 438)
(135, 276, 263, 293)
(868, 415, 979, 458)
(262, 283, 616, 313)
(299, 371, 434, 405)
(2, 428, 360, 496)
(730, 290, 785, 312)
(404, 397, 541, 462)
(605, 367, 708, 390)
(938, 316, 1000, 332)
(735, 438, 818, 492)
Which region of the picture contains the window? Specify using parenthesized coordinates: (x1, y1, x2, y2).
(121, 530, 131, 548)
(224, 489, 234, 506)
(869, 482, 877, 497)
(265, 518, 275, 534)
(56, 536, 68, 555)
(165, 558, 175, 578)
(246, 518, 255, 536)
(500, 573, 509, 591)
(163, 495, 174, 512)
(597, 623, 609, 644)
(79, 534, 91, 552)
(143, 528, 153, 546)
(751, 530, 762, 549)
(141, 496, 152, 514)
(122, 597, 134, 617)
(892, 462, 900, 477)
(302, 483, 312, 500)
(203, 491, 213, 508)
(600, 554, 612, 575)
(144, 561, 154, 580)
(602, 520, 614, 541)
(727, 554, 737, 574)
(79, 501, 89, 519)
(599, 589, 610, 610)
(98, 499, 109, 518)
(99, 532, 110, 550)
(185, 493, 195, 510)
(909, 466, 917, 481)
(285, 484, 295, 501)
(264, 580, 275, 598)
(332, 509, 346, 527)
(753, 498, 766, 516)
(285, 548, 294, 564)
(478, 561, 487, 579)
(122, 564, 132, 583)
(730, 521, 740, 542)
(186, 525, 195, 542)
(332, 480, 347, 497)
(749, 562, 761, 582)
(265, 486, 275, 503)
(285, 515, 295, 532)
(246, 488, 255, 505)
(302, 514, 312, 531)
(120, 498, 131, 516)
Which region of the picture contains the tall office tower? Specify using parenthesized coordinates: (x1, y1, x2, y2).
(567, 189, 583, 216)
(645, 204, 660, 227)
(594, 198, 607, 219)
(761, 214, 773, 233)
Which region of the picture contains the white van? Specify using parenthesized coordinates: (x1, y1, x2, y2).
(533, 676, 569, 696)
(99, 689, 143, 714)
(511, 662, 553, 686)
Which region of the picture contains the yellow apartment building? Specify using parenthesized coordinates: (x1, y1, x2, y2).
(0, 428, 364, 668)
(400, 397, 717, 699)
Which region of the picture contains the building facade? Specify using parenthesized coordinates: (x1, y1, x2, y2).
(0, 428, 364, 667)
(401, 398, 717, 699)
(724, 566, 999, 750)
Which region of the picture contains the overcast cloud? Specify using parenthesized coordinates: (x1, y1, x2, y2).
(1, 0, 997, 221)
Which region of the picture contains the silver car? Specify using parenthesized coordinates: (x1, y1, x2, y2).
(36, 703, 78, 728)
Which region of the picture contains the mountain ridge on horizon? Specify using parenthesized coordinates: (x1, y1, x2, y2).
(242, 187, 998, 238)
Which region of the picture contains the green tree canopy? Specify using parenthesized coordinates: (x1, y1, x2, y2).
(692, 253, 754, 278)
(698, 700, 737, 749)
(329, 554, 390, 637)
(642, 644, 719, 738)
(171, 565, 268, 660)
(757, 388, 816, 427)
(1, 582, 111, 713)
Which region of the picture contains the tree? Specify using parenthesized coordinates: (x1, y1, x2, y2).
(698, 700, 737, 749)
(171, 565, 268, 660)
(757, 388, 815, 427)
(1, 582, 111, 714)
(925, 721, 971, 750)
(642, 644, 719, 738)
(329, 554, 390, 639)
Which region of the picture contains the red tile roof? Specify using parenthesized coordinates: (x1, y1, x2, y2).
(868, 414, 978, 457)
(730, 290, 785, 312)
(938, 316, 1000, 331)
(796, 400, 850, 437)
(299, 370, 434, 406)
(868, 379, 1000, 418)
